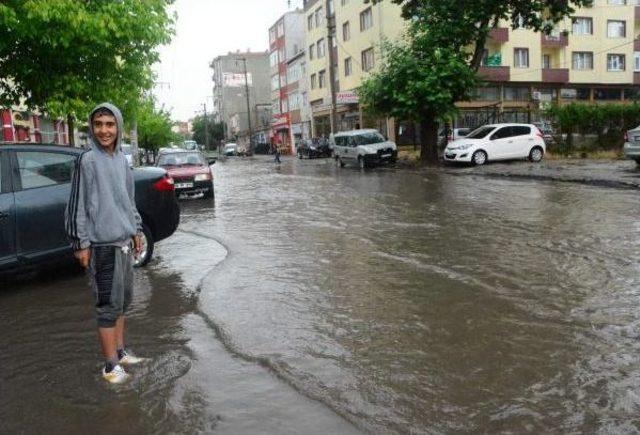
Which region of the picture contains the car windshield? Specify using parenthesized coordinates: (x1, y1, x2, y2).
(158, 152, 205, 166)
(466, 126, 496, 139)
(352, 132, 385, 145)
(224, 144, 237, 150)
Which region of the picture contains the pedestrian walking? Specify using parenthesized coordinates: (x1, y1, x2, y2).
(65, 103, 146, 384)
(274, 144, 281, 164)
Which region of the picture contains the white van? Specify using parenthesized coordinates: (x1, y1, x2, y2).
(333, 129, 398, 169)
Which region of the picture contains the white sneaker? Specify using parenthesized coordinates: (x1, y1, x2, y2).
(118, 349, 148, 365)
(102, 364, 130, 384)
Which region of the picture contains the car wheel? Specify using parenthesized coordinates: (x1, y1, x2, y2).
(358, 156, 366, 169)
(472, 150, 487, 166)
(202, 184, 214, 199)
(529, 146, 544, 163)
(134, 223, 154, 268)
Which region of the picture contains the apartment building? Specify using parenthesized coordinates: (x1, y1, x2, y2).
(461, 0, 640, 126)
(303, 0, 404, 138)
(210, 51, 271, 148)
(1, 109, 70, 145)
(268, 10, 308, 153)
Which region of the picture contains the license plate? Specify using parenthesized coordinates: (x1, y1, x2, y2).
(381, 153, 392, 158)
(175, 182, 193, 189)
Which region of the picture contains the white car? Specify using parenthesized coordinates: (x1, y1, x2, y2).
(333, 129, 397, 169)
(223, 143, 238, 156)
(623, 125, 640, 165)
(444, 123, 546, 165)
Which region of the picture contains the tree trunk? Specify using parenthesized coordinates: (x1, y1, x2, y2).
(419, 114, 439, 166)
(67, 113, 76, 147)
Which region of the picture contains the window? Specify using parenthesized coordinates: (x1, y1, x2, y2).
(288, 92, 302, 111)
(317, 38, 325, 58)
(269, 51, 278, 67)
(341, 0, 349, 5)
(328, 0, 334, 16)
(514, 48, 529, 68)
(607, 54, 626, 71)
(344, 57, 352, 76)
(542, 54, 551, 69)
(318, 70, 326, 88)
(277, 22, 284, 38)
(309, 44, 315, 60)
(360, 7, 373, 31)
(315, 7, 324, 28)
(503, 87, 530, 101)
(594, 88, 622, 100)
(269, 28, 276, 44)
(272, 98, 280, 115)
(511, 126, 531, 136)
(572, 17, 592, 35)
(572, 52, 593, 70)
(361, 47, 375, 71)
(307, 14, 314, 31)
(635, 52, 640, 72)
(287, 63, 302, 83)
(608, 0, 626, 4)
(271, 74, 280, 91)
(278, 47, 285, 63)
(17, 152, 76, 189)
(343, 21, 350, 41)
(491, 127, 514, 140)
(607, 20, 626, 38)
(310, 73, 317, 89)
(474, 87, 500, 100)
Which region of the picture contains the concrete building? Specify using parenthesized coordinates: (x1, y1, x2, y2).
(1, 108, 70, 145)
(211, 51, 271, 149)
(268, 10, 308, 154)
(303, 0, 404, 138)
(459, 0, 640, 127)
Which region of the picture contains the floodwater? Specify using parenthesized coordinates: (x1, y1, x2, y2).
(2, 155, 640, 434)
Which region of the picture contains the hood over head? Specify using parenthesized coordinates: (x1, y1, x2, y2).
(88, 102, 124, 152)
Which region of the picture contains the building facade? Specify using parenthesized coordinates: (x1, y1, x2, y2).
(1, 108, 70, 145)
(211, 51, 271, 149)
(460, 0, 640, 127)
(268, 10, 308, 154)
(303, 0, 404, 138)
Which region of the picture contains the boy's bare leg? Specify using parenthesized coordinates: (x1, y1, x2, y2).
(98, 327, 118, 362)
(115, 316, 125, 350)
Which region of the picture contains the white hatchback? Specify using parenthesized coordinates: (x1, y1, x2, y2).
(444, 123, 546, 165)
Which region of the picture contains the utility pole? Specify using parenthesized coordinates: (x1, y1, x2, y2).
(202, 103, 210, 152)
(325, 0, 338, 135)
(238, 57, 253, 151)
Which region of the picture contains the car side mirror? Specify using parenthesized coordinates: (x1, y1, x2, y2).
(207, 157, 216, 165)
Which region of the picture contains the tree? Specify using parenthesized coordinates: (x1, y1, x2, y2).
(362, 0, 592, 165)
(191, 114, 224, 148)
(0, 0, 174, 143)
(136, 98, 176, 157)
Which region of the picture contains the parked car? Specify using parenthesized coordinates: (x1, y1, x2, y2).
(297, 138, 332, 159)
(623, 125, 640, 165)
(444, 123, 546, 165)
(0, 144, 180, 273)
(156, 149, 215, 199)
(439, 127, 471, 144)
(223, 143, 238, 156)
(333, 129, 398, 169)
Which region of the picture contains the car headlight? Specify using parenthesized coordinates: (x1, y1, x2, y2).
(456, 144, 473, 150)
(194, 173, 211, 182)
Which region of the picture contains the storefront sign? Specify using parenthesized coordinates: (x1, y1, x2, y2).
(336, 91, 359, 105)
(223, 72, 253, 87)
(272, 113, 289, 129)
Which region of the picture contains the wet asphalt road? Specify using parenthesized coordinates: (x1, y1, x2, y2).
(2, 155, 640, 434)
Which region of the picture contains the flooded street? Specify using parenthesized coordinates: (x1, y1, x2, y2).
(3, 155, 640, 434)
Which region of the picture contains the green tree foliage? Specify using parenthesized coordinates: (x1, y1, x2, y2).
(191, 114, 224, 148)
(544, 103, 640, 154)
(136, 98, 175, 155)
(0, 0, 174, 125)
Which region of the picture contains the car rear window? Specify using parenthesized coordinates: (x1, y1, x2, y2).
(512, 126, 531, 136)
(158, 152, 205, 166)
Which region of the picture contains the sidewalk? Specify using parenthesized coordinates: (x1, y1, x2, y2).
(442, 159, 640, 189)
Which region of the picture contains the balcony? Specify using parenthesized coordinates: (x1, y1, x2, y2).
(635, 72, 640, 85)
(478, 66, 510, 82)
(635, 39, 640, 51)
(541, 33, 568, 48)
(488, 27, 509, 43)
(542, 68, 569, 83)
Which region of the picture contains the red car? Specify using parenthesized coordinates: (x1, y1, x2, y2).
(156, 150, 215, 199)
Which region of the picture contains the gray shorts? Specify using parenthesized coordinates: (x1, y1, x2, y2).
(88, 244, 134, 328)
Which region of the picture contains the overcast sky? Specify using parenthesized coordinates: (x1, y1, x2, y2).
(154, 0, 304, 121)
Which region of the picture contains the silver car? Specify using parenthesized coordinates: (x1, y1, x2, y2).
(624, 125, 640, 165)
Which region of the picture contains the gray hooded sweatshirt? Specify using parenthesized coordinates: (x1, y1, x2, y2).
(65, 103, 142, 251)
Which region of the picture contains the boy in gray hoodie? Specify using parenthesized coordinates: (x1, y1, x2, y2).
(65, 102, 146, 384)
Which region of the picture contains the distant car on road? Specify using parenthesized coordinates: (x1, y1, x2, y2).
(444, 123, 546, 166)
(0, 144, 180, 273)
(623, 125, 640, 165)
(297, 138, 332, 159)
(223, 143, 238, 156)
(333, 129, 398, 169)
(156, 149, 215, 199)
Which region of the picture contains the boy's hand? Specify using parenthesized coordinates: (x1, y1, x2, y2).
(133, 234, 142, 257)
(74, 249, 91, 268)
